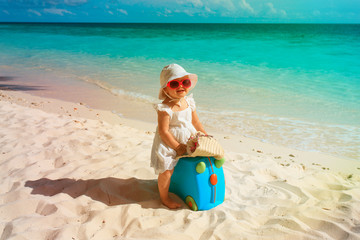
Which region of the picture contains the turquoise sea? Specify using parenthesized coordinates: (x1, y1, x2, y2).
(0, 23, 359, 160)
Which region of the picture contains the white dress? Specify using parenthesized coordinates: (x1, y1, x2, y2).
(151, 95, 197, 174)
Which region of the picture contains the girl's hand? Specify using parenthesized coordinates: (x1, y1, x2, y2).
(175, 144, 187, 156)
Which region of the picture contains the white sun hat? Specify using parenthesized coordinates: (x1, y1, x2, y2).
(158, 63, 198, 100)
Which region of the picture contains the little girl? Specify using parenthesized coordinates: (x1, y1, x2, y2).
(151, 63, 207, 209)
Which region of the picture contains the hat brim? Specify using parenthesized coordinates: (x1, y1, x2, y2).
(158, 73, 198, 100)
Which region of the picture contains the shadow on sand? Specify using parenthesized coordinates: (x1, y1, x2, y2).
(0, 76, 45, 91)
(25, 177, 161, 209)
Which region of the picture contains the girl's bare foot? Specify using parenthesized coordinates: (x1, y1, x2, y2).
(161, 196, 181, 209)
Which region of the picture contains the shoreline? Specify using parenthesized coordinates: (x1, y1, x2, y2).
(2, 65, 358, 162)
(0, 65, 157, 124)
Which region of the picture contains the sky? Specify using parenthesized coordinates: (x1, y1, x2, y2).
(0, 0, 360, 23)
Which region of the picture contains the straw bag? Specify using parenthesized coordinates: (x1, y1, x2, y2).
(185, 132, 224, 160)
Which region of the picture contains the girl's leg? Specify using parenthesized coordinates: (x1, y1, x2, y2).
(158, 169, 181, 209)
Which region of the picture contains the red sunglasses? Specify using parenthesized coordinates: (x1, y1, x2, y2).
(167, 79, 192, 89)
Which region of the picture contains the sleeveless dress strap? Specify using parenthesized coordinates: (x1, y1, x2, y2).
(153, 103, 173, 117)
(185, 94, 196, 111)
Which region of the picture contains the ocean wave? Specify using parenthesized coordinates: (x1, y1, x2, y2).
(199, 109, 360, 161)
(77, 75, 157, 104)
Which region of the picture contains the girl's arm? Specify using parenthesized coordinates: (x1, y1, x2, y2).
(158, 111, 187, 156)
(192, 110, 207, 135)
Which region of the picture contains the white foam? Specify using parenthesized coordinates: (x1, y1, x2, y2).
(199, 108, 360, 161)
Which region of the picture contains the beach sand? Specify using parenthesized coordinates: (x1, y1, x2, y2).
(1, 86, 360, 239)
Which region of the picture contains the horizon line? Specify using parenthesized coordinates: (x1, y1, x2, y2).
(1, 21, 360, 24)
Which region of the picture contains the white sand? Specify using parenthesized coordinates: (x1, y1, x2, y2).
(1, 90, 360, 240)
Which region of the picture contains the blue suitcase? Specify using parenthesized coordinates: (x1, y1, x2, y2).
(169, 156, 225, 211)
